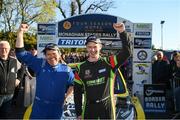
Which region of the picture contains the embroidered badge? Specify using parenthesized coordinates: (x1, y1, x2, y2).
(99, 68, 106, 73)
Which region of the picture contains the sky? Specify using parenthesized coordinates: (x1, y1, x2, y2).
(105, 0, 180, 50)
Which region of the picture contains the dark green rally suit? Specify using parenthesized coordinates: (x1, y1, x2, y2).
(74, 31, 131, 119)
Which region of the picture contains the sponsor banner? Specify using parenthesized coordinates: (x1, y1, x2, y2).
(134, 37, 151, 48)
(58, 38, 86, 48)
(101, 38, 122, 49)
(133, 49, 152, 62)
(58, 14, 117, 37)
(134, 23, 152, 31)
(144, 84, 166, 113)
(132, 63, 152, 84)
(132, 62, 152, 100)
(57, 38, 123, 48)
(38, 42, 49, 48)
(37, 23, 56, 35)
(134, 31, 151, 37)
(38, 35, 56, 42)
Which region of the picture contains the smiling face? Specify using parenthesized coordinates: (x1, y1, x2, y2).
(45, 50, 61, 66)
(0, 41, 11, 60)
(86, 42, 102, 62)
(156, 51, 163, 61)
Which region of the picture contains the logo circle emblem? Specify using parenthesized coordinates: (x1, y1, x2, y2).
(137, 50, 147, 60)
(63, 21, 71, 30)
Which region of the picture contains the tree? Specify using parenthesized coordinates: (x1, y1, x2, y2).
(0, 0, 2, 14)
(56, 0, 115, 19)
(0, 0, 57, 32)
(0, 0, 57, 47)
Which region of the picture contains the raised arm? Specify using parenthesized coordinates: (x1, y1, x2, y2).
(109, 23, 131, 68)
(16, 24, 29, 48)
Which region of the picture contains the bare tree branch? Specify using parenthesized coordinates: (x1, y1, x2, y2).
(26, 12, 43, 25)
(76, 0, 81, 14)
(0, 0, 3, 14)
(57, 0, 66, 18)
(70, 0, 77, 16)
(56, 0, 114, 19)
(85, 0, 114, 13)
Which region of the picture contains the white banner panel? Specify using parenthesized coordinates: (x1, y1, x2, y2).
(37, 35, 56, 42)
(132, 62, 152, 86)
(134, 23, 152, 31)
(132, 62, 152, 106)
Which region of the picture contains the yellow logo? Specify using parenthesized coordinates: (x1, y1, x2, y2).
(63, 21, 71, 30)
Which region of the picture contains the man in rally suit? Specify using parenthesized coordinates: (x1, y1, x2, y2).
(74, 22, 131, 119)
(15, 24, 74, 119)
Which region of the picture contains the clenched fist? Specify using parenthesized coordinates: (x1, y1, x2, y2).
(18, 23, 29, 33)
(113, 23, 125, 33)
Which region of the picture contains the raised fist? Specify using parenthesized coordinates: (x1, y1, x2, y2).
(113, 23, 125, 33)
(19, 24, 29, 32)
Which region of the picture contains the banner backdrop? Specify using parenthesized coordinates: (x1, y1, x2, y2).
(37, 14, 152, 118)
(132, 23, 152, 107)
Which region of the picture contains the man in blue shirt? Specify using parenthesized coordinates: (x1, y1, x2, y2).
(15, 24, 74, 119)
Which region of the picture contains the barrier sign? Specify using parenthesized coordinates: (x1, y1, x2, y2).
(144, 84, 166, 113)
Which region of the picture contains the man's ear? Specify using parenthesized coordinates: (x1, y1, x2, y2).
(58, 50, 61, 55)
(99, 44, 102, 50)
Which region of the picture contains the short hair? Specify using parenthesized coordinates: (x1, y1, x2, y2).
(85, 35, 101, 45)
(0, 41, 11, 48)
(176, 52, 180, 58)
(42, 43, 60, 55)
(157, 51, 163, 56)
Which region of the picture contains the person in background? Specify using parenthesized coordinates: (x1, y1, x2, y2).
(9, 48, 26, 106)
(152, 50, 173, 111)
(15, 24, 74, 119)
(24, 47, 37, 107)
(74, 22, 131, 119)
(0, 41, 21, 118)
(173, 53, 180, 113)
(170, 51, 179, 79)
(152, 51, 170, 87)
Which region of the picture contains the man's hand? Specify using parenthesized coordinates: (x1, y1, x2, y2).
(18, 24, 29, 33)
(16, 24, 29, 48)
(15, 79, 20, 87)
(113, 22, 125, 33)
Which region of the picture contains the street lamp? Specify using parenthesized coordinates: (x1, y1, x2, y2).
(160, 20, 165, 50)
